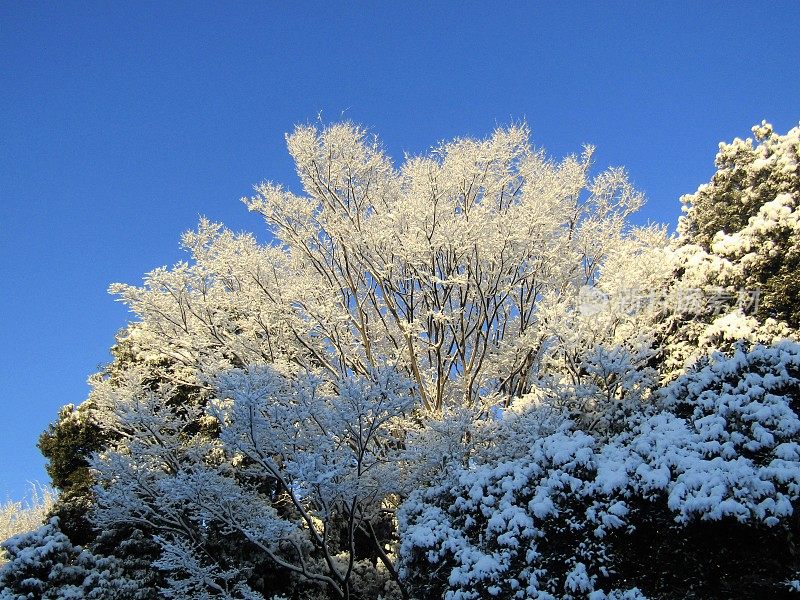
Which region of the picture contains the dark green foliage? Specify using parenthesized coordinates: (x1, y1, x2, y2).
(680, 124, 799, 252)
(92, 527, 163, 599)
(608, 497, 800, 599)
(37, 402, 109, 545)
(678, 122, 800, 328)
(756, 242, 800, 329)
(38, 403, 107, 493)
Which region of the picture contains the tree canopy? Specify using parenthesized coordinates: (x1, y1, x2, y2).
(3, 121, 799, 600)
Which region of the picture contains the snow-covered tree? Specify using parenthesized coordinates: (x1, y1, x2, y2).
(38, 401, 110, 546)
(663, 122, 800, 376)
(109, 123, 653, 413)
(678, 122, 799, 326)
(89, 365, 414, 599)
(75, 123, 665, 598)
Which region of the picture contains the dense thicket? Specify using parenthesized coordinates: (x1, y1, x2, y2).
(2, 122, 798, 600)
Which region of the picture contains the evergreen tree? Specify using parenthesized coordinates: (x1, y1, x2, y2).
(662, 122, 799, 376)
(679, 122, 800, 327)
(38, 401, 108, 546)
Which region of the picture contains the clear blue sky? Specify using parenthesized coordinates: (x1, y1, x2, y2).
(1, 2, 798, 501)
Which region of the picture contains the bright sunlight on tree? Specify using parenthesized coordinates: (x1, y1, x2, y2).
(4, 122, 798, 600)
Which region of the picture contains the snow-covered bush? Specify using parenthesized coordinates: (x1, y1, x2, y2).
(398, 342, 800, 599)
(398, 424, 633, 599)
(0, 517, 137, 599)
(658, 340, 800, 522)
(0, 485, 55, 565)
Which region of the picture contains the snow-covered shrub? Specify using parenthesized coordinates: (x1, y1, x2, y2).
(538, 341, 659, 437)
(655, 340, 800, 523)
(397, 422, 638, 599)
(398, 342, 800, 599)
(0, 517, 137, 600)
(0, 485, 55, 565)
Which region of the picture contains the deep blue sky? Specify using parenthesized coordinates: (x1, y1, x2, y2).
(1, 2, 798, 501)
